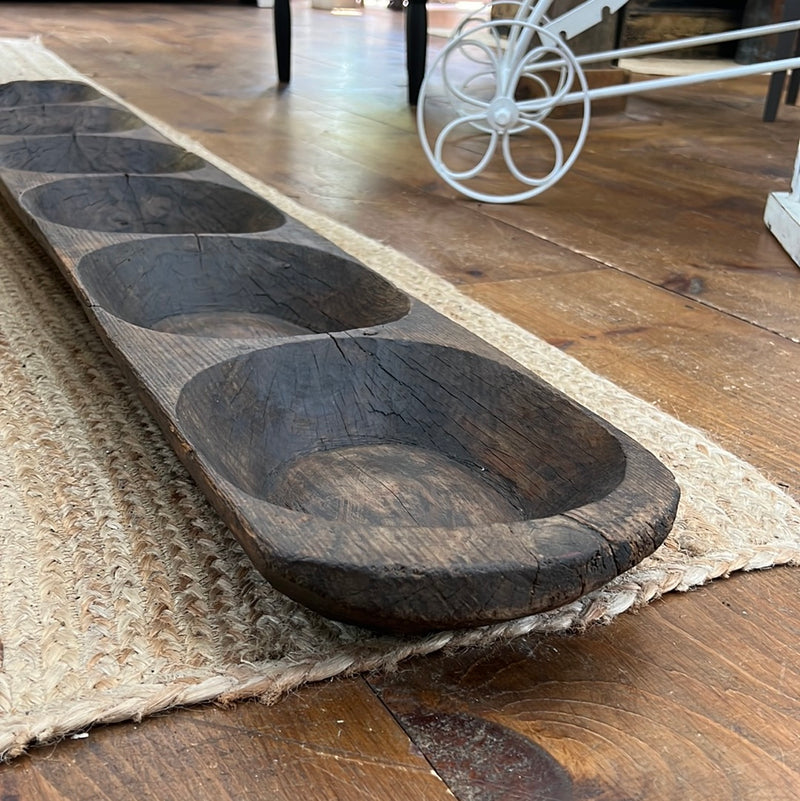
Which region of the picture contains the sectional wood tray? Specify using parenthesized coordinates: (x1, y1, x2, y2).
(0, 79, 680, 632)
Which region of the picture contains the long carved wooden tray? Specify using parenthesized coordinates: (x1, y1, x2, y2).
(0, 79, 680, 632)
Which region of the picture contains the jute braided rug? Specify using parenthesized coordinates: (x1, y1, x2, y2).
(1, 38, 798, 760)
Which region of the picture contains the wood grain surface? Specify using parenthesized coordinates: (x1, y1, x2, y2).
(0, 133, 204, 174)
(0, 2, 797, 799)
(0, 92, 679, 630)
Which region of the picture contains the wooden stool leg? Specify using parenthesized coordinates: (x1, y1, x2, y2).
(788, 30, 800, 104)
(787, 67, 800, 104)
(406, 0, 427, 105)
(764, 69, 787, 121)
(763, 0, 800, 121)
(274, 0, 291, 85)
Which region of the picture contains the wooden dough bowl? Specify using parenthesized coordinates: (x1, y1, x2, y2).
(0, 80, 680, 632)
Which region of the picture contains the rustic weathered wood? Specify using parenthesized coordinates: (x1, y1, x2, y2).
(0, 102, 142, 135)
(77, 235, 411, 336)
(0, 3, 798, 800)
(0, 134, 204, 174)
(0, 80, 679, 631)
(21, 172, 286, 233)
(172, 334, 676, 629)
(0, 77, 101, 105)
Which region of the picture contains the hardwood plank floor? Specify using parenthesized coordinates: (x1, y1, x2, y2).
(0, 3, 798, 799)
(465, 268, 800, 487)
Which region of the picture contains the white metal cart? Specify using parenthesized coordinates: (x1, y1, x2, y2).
(416, 0, 800, 203)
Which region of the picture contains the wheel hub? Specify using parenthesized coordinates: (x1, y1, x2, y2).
(486, 96, 519, 132)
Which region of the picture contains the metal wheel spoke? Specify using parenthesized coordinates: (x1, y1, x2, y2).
(433, 115, 500, 181)
(501, 121, 563, 186)
(418, 17, 592, 203)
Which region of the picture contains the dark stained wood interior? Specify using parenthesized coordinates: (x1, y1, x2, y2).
(0, 87, 678, 630)
(0, 102, 143, 135)
(0, 134, 205, 173)
(21, 173, 287, 233)
(76, 235, 411, 334)
(0, 2, 798, 798)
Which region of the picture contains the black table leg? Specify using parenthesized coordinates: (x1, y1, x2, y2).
(763, 0, 800, 121)
(787, 65, 800, 104)
(406, 0, 427, 105)
(274, 0, 291, 85)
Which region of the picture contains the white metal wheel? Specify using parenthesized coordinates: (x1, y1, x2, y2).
(416, 19, 591, 203)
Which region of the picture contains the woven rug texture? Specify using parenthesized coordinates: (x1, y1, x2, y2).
(0, 38, 798, 760)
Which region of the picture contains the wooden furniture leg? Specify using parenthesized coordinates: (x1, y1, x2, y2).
(763, 0, 800, 121)
(271, 0, 425, 106)
(274, 0, 291, 85)
(406, 0, 427, 105)
(787, 55, 800, 102)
